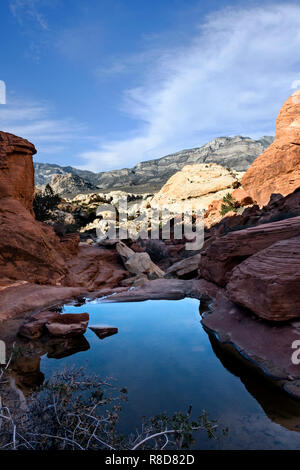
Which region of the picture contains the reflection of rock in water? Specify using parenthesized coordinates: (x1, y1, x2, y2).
(11, 356, 44, 395)
(46, 335, 90, 359)
(9, 335, 90, 396)
(207, 333, 300, 433)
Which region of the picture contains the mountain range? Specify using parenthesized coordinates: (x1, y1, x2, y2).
(34, 135, 274, 197)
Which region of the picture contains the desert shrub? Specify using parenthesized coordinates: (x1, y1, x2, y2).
(220, 193, 237, 217)
(0, 365, 226, 450)
(33, 184, 61, 221)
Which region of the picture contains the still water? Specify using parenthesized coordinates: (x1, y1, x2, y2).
(36, 298, 300, 450)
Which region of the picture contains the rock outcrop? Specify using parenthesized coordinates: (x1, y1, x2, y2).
(152, 163, 242, 211)
(19, 311, 90, 338)
(0, 131, 36, 212)
(0, 131, 127, 297)
(50, 173, 99, 198)
(45, 313, 90, 337)
(0, 132, 71, 284)
(226, 236, 300, 321)
(65, 245, 127, 289)
(200, 216, 300, 286)
(242, 89, 300, 206)
(34, 136, 273, 195)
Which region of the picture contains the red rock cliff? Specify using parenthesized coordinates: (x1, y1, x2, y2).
(242, 89, 300, 206)
(0, 132, 70, 284)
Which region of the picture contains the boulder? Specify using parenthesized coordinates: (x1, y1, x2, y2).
(65, 246, 127, 289)
(89, 325, 118, 340)
(19, 320, 47, 340)
(226, 236, 300, 321)
(19, 311, 64, 339)
(45, 312, 89, 337)
(200, 216, 300, 286)
(242, 88, 300, 206)
(120, 274, 148, 287)
(166, 254, 201, 278)
(116, 241, 164, 278)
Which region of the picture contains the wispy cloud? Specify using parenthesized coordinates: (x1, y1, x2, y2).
(10, 0, 49, 30)
(0, 97, 91, 160)
(79, 3, 300, 172)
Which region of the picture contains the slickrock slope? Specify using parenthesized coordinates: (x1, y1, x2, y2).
(152, 163, 242, 210)
(226, 236, 300, 321)
(242, 89, 300, 206)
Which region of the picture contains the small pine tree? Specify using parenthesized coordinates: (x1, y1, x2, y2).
(220, 193, 237, 216)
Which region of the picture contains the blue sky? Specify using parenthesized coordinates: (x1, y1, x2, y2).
(0, 0, 300, 171)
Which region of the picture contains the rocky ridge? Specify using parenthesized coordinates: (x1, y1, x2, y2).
(34, 135, 273, 196)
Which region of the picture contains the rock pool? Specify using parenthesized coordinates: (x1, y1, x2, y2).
(20, 298, 300, 449)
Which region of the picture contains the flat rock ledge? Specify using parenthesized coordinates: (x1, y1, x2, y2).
(202, 291, 300, 400)
(99, 278, 219, 303)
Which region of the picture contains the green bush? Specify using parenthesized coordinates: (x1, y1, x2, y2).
(33, 184, 61, 221)
(220, 193, 237, 217)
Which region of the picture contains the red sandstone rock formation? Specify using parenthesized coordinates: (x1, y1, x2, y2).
(0, 131, 126, 293)
(226, 236, 300, 321)
(242, 89, 300, 206)
(0, 131, 36, 212)
(200, 216, 300, 286)
(204, 187, 300, 243)
(0, 132, 71, 285)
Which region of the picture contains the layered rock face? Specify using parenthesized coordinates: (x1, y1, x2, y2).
(152, 163, 242, 211)
(198, 186, 300, 321)
(226, 236, 300, 321)
(200, 216, 300, 286)
(242, 89, 300, 206)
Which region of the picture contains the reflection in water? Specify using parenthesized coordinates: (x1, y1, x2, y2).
(3, 298, 300, 449)
(10, 335, 90, 396)
(207, 333, 300, 433)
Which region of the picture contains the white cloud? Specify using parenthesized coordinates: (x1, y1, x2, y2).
(0, 97, 90, 159)
(79, 3, 300, 172)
